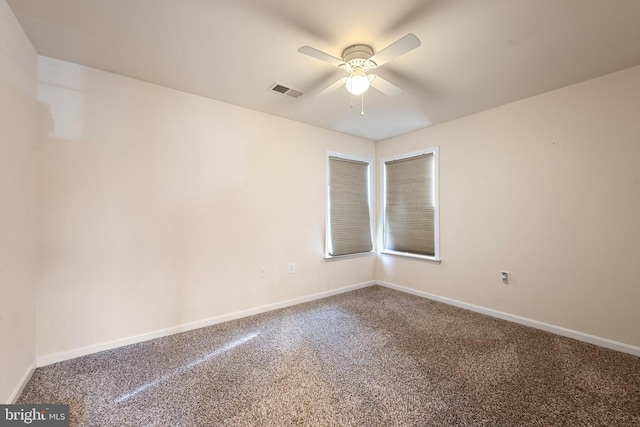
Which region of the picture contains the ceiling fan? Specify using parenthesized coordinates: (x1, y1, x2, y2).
(298, 33, 421, 99)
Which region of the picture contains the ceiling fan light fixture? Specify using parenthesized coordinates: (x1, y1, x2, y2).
(345, 68, 370, 95)
(299, 34, 421, 99)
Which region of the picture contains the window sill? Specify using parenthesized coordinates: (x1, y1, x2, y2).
(379, 250, 441, 263)
(324, 251, 375, 261)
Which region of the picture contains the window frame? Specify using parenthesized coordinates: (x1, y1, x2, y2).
(325, 151, 375, 260)
(380, 147, 440, 262)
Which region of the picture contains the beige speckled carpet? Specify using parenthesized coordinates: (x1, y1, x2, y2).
(18, 286, 640, 426)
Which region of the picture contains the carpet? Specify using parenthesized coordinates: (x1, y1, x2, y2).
(17, 286, 640, 426)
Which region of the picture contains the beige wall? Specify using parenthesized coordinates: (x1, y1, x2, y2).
(376, 66, 640, 348)
(36, 57, 375, 360)
(0, 0, 39, 403)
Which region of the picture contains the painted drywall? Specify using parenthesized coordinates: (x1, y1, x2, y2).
(0, 0, 39, 403)
(376, 66, 640, 348)
(36, 56, 375, 360)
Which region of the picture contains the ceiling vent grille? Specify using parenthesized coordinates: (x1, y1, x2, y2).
(269, 82, 303, 99)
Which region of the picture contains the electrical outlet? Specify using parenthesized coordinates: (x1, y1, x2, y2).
(288, 263, 295, 274)
(501, 271, 510, 284)
(259, 268, 267, 279)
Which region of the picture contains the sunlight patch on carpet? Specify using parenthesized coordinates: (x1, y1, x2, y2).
(114, 332, 258, 403)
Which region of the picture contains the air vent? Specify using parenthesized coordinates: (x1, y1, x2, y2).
(269, 82, 303, 99)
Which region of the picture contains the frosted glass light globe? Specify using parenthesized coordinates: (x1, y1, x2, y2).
(346, 70, 370, 95)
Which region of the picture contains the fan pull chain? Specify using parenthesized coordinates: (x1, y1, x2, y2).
(348, 92, 365, 115)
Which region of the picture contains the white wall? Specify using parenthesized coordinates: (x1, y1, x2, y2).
(0, 0, 39, 403)
(376, 66, 640, 349)
(36, 57, 375, 361)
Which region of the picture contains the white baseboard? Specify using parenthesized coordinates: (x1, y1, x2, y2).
(7, 361, 35, 403)
(377, 281, 640, 357)
(35, 278, 638, 367)
(37, 280, 375, 367)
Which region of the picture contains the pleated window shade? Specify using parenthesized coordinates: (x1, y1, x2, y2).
(384, 153, 435, 256)
(328, 156, 373, 256)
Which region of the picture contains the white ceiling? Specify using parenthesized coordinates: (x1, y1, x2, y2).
(7, 0, 640, 141)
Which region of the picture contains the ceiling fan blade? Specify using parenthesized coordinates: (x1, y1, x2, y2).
(316, 78, 348, 97)
(369, 74, 403, 97)
(298, 46, 345, 68)
(369, 33, 421, 67)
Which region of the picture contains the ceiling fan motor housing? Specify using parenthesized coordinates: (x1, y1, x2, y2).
(341, 44, 377, 72)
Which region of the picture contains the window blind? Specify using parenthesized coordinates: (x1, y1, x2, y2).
(328, 156, 373, 256)
(384, 153, 435, 256)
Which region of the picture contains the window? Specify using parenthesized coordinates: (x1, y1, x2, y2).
(326, 153, 373, 257)
(382, 147, 439, 260)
